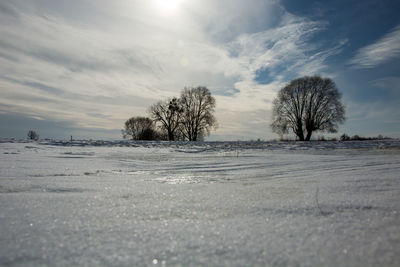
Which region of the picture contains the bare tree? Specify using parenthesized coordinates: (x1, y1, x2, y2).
(122, 117, 157, 140)
(271, 76, 345, 141)
(27, 130, 39, 141)
(148, 97, 183, 141)
(179, 86, 217, 141)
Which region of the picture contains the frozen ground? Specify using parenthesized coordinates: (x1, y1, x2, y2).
(0, 139, 400, 266)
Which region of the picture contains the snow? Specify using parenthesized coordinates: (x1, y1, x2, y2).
(1, 139, 400, 266)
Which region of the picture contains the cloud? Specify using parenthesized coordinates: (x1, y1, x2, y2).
(0, 112, 120, 140)
(0, 0, 345, 139)
(349, 24, 400, 69)
(213, 13, 345, 114)
(370, 76, 400, 90)
(369, 76, 400, 98)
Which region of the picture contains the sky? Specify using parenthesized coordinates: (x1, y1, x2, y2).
(0, 0, 399, 141)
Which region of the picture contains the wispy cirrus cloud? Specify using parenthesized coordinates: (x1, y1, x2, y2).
(349, 24, 400, 69)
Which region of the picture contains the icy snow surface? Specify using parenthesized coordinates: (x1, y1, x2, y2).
(1, 139, 400, 266)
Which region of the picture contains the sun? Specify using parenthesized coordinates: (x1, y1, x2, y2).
(156, 0, 182, 10)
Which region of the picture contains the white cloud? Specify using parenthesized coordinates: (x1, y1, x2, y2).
(0, 0, 344, 139)
(349, 24, 400, 69)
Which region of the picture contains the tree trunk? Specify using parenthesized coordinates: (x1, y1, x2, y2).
(305, 130, 312, 141)
(296, 129, 305, 141)
(168, 131, 174, 141)
(295, 120, 304, 141)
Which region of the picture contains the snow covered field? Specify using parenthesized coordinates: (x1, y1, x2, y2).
(1, 139, 400, 266)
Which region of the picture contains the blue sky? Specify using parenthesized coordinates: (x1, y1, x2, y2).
(0, 0, 399, 140)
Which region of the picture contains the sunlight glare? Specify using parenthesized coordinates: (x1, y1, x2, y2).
(156, 0, 182, 10)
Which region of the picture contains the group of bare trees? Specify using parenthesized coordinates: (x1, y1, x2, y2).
(122, 76, 344, 142)
(122, 86, 217, 141)
(22, 76, 343, 142)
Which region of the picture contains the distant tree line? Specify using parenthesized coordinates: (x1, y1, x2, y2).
(122, 86, 217, 141)
(340, 133, 391, 141)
